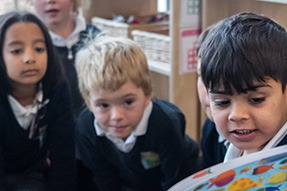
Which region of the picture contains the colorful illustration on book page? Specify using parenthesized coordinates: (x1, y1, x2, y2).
(188, 152, 287, 191)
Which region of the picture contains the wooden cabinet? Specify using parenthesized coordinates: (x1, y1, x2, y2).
(168, 0, 200, 142)
(83, 0, 201, 142)
(149, 0, 200, 142)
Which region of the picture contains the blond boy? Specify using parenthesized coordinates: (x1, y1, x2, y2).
(75, 36, 199, 190)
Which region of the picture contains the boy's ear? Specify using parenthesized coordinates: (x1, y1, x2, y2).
(84, 98, 92, 110)
(145, 95, 152, 107)
(85, 100, 92, 110)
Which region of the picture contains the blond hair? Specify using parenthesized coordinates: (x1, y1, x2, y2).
(76, 35, 152, 103)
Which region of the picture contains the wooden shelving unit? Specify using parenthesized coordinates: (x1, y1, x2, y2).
(169, 0, 200, 141)
(148, 60, 171, 76)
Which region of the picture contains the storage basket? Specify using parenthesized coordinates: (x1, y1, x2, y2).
(92, 16, 169, 39)
(132, 30, 171, 63)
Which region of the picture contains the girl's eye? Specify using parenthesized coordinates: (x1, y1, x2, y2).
(250, 97, 265, 104)
(214, 100, 230, 107)
(11, 49, 21, 54)
(35, 47, 45, 53)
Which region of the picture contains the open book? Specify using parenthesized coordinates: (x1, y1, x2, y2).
(169, 145, 287, 191)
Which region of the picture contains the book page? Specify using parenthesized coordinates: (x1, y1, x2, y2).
(169, 145, 287, 191)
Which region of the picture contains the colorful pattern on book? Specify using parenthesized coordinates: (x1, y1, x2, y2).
(188, 153, 287, 191)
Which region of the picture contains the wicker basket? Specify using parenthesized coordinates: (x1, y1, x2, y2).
(92, 16, 169, 39)
(132, 30, 171, 64)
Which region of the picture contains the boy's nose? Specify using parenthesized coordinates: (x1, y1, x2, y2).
(228, 103, 249, 122)
(111, 107, 123, 121)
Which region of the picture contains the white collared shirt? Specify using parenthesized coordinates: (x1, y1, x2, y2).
(8, 87, 44, 130)
(94, 101, 153, 153)
(49, 15, 86, 49)
(216, 125, 230, 148)
(224, 122, 287, 162)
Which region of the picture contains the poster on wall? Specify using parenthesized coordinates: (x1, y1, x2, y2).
(179, 0, 201, 74)
(180, 0, 201, 27)
(179, 28, 201, 74)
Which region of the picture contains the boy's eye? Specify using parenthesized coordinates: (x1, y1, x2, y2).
(214, 100, 230, 107)
(97, 103, 109, 109)
(250, 97, 265, 104)
(125, 99, 134, 106)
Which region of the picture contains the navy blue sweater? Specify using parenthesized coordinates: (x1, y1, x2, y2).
(54, 24, 100, 118)
(0, 80, 76, 191)
(200, 118, 226, 169)
(77, 99, 199, 191)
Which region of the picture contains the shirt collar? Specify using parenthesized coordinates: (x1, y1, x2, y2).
(217, 128, 226, 143)
(49, 15, 86, 48)
(224, 122, 287, 162)
(8, 85, 44, 118)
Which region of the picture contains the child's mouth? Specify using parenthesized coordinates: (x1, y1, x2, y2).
(233, 129, 256, 134)
(231, 129, 257, 141)
(46, 9, 59, 14)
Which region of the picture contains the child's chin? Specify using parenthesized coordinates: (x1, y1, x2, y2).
(111, 132, 128, 139)
(234, 143, 262, 155)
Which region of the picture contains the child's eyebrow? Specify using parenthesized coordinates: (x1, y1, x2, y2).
(93, 93, 137, 103)
(33, 39, 46, 44)
(7, 41, 23, 46)
(122, 93, 137, 98)
(209, 84, 271, 94)
(8, 39, 45, 46)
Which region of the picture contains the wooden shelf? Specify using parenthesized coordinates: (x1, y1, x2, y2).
(148, 60, 171, 76)
(257, 0, 287, 4)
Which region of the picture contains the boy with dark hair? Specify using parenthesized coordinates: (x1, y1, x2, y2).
(200, 12, 287, 162)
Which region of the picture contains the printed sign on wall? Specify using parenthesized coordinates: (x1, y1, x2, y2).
(180, 0, 201, 27)
(180, 28, 201, 74)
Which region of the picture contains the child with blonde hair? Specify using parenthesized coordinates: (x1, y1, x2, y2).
(76, 36, 199, 191)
